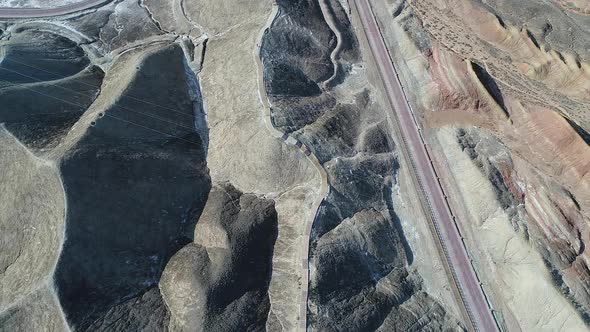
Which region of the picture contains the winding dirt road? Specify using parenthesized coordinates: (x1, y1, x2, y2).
(352, 0, 499, 331)
(254, 4, 330, 331)
(0, 0, 107, 18)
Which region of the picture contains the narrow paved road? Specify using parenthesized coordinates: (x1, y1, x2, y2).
(352, 0, 499, 331)
(0, 0, 107, 18)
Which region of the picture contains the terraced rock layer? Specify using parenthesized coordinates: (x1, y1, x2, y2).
(0, 0, 470, 330)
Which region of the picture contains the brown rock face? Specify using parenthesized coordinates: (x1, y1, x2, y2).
(372, 0, 590, 328)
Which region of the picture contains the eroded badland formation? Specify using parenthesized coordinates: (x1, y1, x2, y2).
(0, 0, 590, 331)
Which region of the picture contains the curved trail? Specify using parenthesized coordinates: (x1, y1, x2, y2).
(253, 4, 329, 331)
(318, 0, 344, 90)
(0, 0, 109, 18)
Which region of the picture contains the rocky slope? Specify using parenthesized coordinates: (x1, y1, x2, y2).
(0, 0, 85, 8)
(161, 183, 278, 331)
(261, 0, 463, 330)
(0, 0, 472, 331)
(372, 0, 590, 330)
(54, 44, 211, 331)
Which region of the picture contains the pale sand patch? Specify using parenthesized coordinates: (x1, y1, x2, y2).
(196, 1, 320, 330)
(435, 126, 587, 332)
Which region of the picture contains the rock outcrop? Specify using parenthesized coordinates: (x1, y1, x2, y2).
(161, 183, 278, 331)
(261, 0, 463, 330)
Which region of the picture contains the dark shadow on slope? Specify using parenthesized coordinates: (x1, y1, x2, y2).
(0, 28, 103, 151)
(159, 183, 278, 331)
(260, 0, 336, 100)
(565, 117, 590, 146)
(54, 44, 211, 331)
(203, 185, 278, 331)
(326, 0, 360, 63)
(471, 62, 509, 116)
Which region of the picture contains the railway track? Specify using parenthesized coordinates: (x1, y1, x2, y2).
(351, 0, 500, 331)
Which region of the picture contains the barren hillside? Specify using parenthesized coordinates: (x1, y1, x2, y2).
(1, 0, 587, 331)
(372, 0, 590, 330)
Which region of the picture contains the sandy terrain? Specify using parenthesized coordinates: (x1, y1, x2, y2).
(193, 0, 321, 330)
